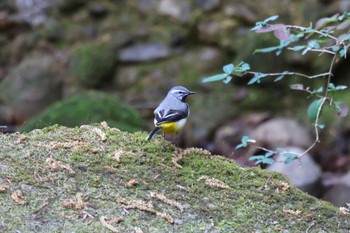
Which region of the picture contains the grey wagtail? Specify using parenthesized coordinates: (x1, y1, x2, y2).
(146, 86, 196, 140)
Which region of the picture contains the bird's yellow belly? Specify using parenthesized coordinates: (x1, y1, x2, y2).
(157, 118, 187, 134)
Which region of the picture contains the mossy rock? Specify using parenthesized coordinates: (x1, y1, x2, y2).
(0, 124, 349, 232)
(69, 43, 115, 87)
(21, 91, 144, 132)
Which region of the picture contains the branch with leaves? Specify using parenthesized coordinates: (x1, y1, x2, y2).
(203, 13, 350, 165)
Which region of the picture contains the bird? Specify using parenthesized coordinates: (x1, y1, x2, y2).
(146, 86, 196, 141)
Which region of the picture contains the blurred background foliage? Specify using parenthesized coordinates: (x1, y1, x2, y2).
(1, 0, 350, 206)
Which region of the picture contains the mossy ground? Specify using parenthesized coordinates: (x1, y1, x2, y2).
(0, 123, 349, 232)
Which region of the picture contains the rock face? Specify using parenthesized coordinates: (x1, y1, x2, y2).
(0, 52, 64, 123)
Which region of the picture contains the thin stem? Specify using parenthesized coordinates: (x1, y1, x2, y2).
(247, 71, 331, 79)
(286, 25, 339, 41)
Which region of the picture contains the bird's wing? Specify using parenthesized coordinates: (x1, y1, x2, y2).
(155, 109, 188, 125)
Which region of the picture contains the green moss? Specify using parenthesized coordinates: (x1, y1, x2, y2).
(0, 124, 348, 232)
(69, 43, 115, 87)
(21, 91, 145, 132)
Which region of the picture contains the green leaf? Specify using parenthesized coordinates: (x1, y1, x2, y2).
(240, 62, 251, 72)
(223, 75, 233, 84)
(274, 74, 285, 82)
(332, 45, 341, 52)
(291, 45, 306, 51)
(328, 83, 335, 89)
(264, 15, 279, 23)
(262, 158, 274, 165)
(223, 64, 234, 74)
(282, 152, 297, 165)
(254, 45, 281, 54)
(301, 47, 311, 55)
(202, 73, 227, 83)
(339, 45, 349, 58)
(235, 136, 250, 149)
(334, 85, 347, 91)
(249, 155, 266, 161)
(316, 87, 323, 93)
(307, 99, 324, 122)
(265, 151, 274, 158)
(248, 73, 268, 85)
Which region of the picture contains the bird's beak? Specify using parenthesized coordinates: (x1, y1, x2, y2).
(189, 91, 196, 95)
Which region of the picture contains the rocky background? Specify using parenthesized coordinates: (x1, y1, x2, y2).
(0, 0, 350, 207)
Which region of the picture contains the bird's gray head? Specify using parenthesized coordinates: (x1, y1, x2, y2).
(168, 86, 196, 102)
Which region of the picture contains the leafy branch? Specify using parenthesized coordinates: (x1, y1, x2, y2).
(203, 13, 350, 165)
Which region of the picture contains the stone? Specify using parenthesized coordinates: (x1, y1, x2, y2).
(157, 0, 191, 23)
(69, 43, 116, 87)
(267, 146, 322, 195)
(88, 2, 108, 18)
(198, 21, 220, 44)
(137, 0, 158, 14)
(323, 172, 350, 207)
(14, 0, 61, 26)
(0, 52, 64, 123)
(118, 42, 172, 63)
(196, 0, 221, 12)
(250, 118, 312, 149)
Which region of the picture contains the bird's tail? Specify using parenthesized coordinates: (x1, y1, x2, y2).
(146, 127, 162, 141)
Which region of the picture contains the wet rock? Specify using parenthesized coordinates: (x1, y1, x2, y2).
(213, 113, 270, 157)
(223, 4, 257, 23)
(114, 66, 139, 89)
(338, 0, 350, 11)
(323, 172, 350, 207)
(14, 0, 61, 26)
(88, 2, 108, 18)
(157, 0, 192, 23)
(137, 0, 158, 15)
(69, 43, 115, 87)
(59, 0, 86, 14)
(118, 42, 172, 63)
(0, 11, 30, 38)
(110, 31, 133, 48)
(0, 52, 64, 123)
(198, 20, 220, 44)
(182, 47, 225, 73)
(250, 118, 312, 149)
(196, 0, 221, 12)
(267, 146, 322, 196)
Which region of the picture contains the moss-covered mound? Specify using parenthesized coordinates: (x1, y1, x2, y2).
(21, 91, 144, 132)
(0, 124, 349, 232)
(69, 43, 115, 87)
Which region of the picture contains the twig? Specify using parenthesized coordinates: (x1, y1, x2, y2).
(261, 174, 274, 190)
(100, 216, 119, 233)
(247, 71, 331, 80)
